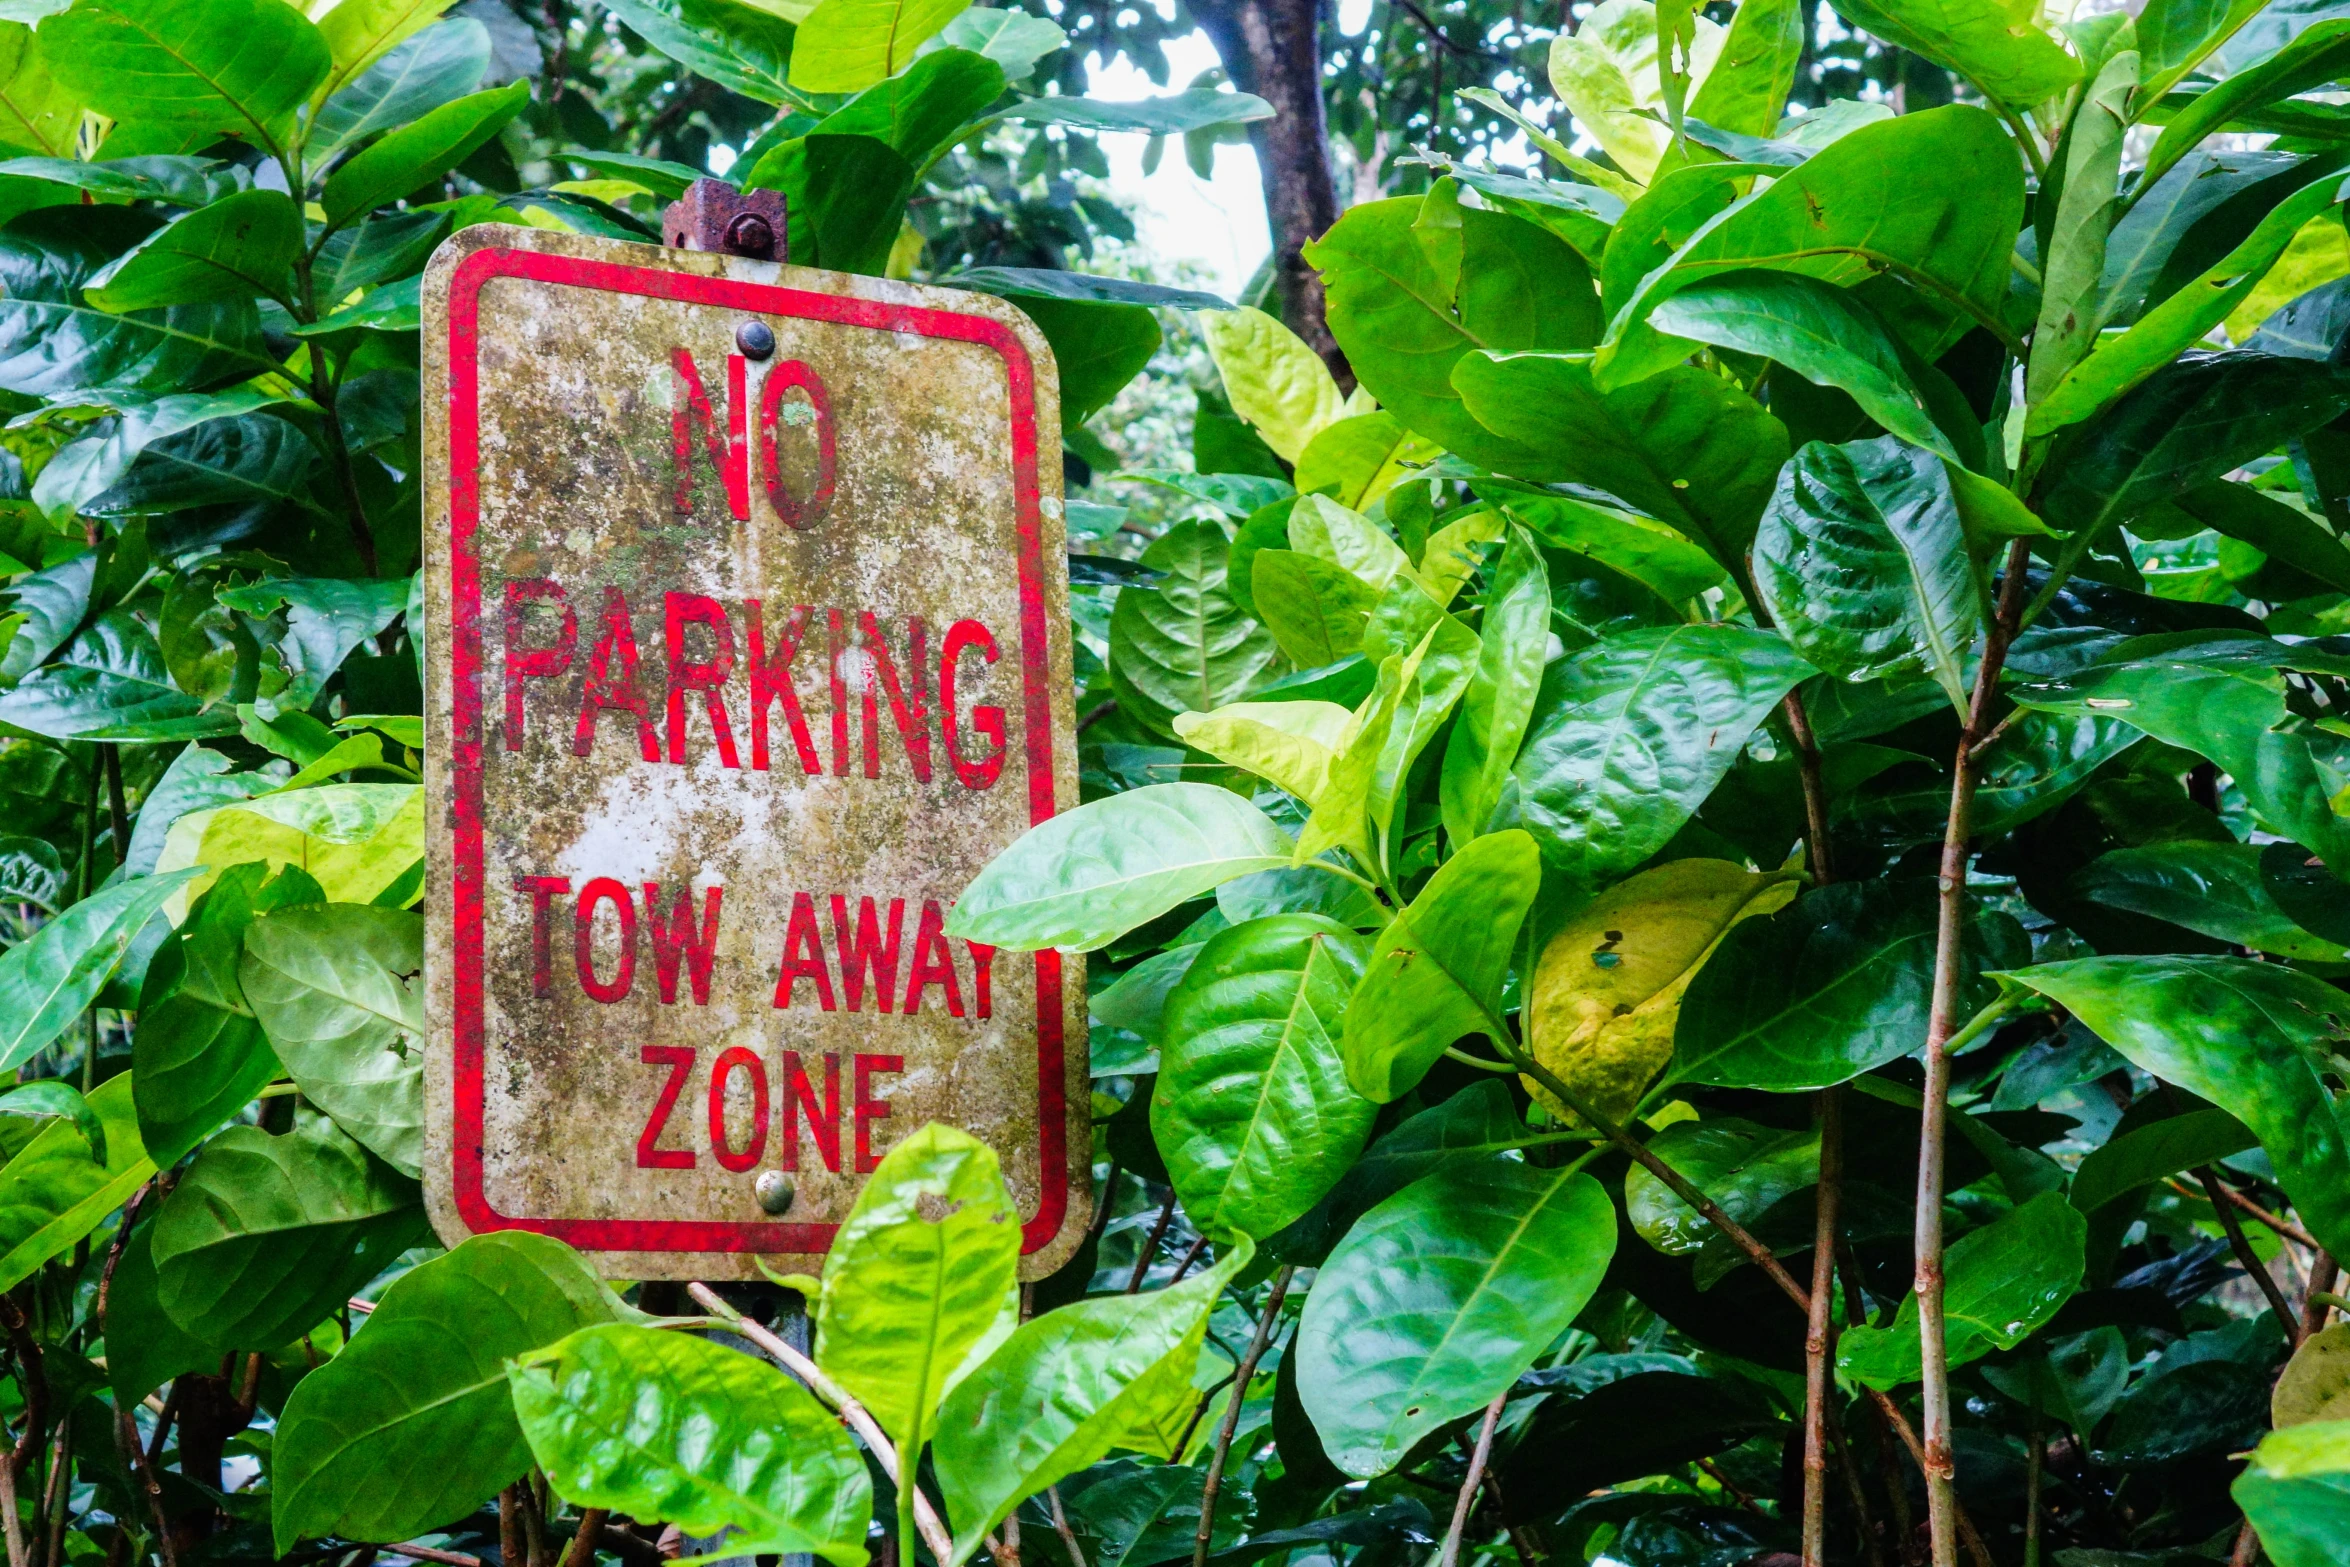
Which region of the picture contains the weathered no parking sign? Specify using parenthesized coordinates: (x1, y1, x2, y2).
(420, 222, 1087, 1279)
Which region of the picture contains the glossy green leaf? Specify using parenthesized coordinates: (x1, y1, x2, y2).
(1153, 914, 1375, 1240)
(2137, 0, 2270, 101)
(151, 1113, 425, 1352)
(1295, 412, 1440, 511)
(240, 903, 425, 1177)
(83, 189, 300, 311)
(1754, 435, 1980, 709)
(2142, 21, 2350, 202)
(0, 611, 239, 743)
(934, 1243, 1249, 1560)
(0, 836, 62, 912)
(44, 0, 330, 144)
(1107, 520, 1277, 735)
(2098, 150, 2307, 333)
(0, 212, 270, 397)
(2157, 478, 2350, 596)
(0, 1071, 151, 1294)
(322, 80, 526, 225)
(1838, 1192, 2086, 1389)
(0, 868, 200, 1075)
(1438, 522, 1548, 845)
(947, 783, 1294, 952)
(102, 1222, 213, 1404)
(31, 385, 291, 516)
(938, 7, 1064, 80)
(1199, 305, 1346, 464)
(2027, 50, 2135, 403)
(315, 207, 447, 299)
(157, 783, 423, 917)
(83, 411, 319, 517)
(603, 0, 800, 103)
(2000, 956, 2350, 1261)
(274, 1232, 622, 1552)
(1685, 0, 1801, 137)
(2072, 841, 2345, 962)
(1342, 829, 1540, 1103)
(2236, 1421, 2350, 1567)
(1672, 878, 2027, 1091)
(313, 0, 465, 108)
(1452, 351, 1788, 576)
(1171, 699, 1354, 805)
(1018, 296, 1157, 429)
(0, 23, 82, 158)
(1545, 0, 1725, 183)
(1824, 0, 2078, 111)
(1249, 550, 1378, 667)
(134, 862, 319, 1169)
(1508, 624, 1809, 890)
(1306, 197, 1602, 469)
(2069, 1106, 2257, 1215)
(0, 553, 92, 680)
(1500, 493, 1729, 606)
(2276, 1325, 2350, 1427)
(1623, 1117, 1819, 1255)
(791, 0, 970, 91)
(1295, 1157, 1616, 1477)
(515, 1322, 871, 1566)
(994, 89, 1271, 135)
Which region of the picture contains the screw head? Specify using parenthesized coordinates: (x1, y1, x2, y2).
(754, 1170, 795, 1214)
(736, 320, 777, 359)
(724, 211, 775, 257)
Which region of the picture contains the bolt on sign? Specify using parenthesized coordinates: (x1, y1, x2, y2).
(420, 223, 1088, 1279)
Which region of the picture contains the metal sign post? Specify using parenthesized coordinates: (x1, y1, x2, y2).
(419, 209, 1088, 1280)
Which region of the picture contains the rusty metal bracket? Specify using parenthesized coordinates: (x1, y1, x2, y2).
(662, 178, 787, 259)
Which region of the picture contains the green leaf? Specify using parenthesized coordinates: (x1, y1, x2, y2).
(1753, 435, 1981, 710)
(603, 0, 800, 104)
(1306, 198, 1603, 469)
(1438, 522, 1549, 844)
(946, 783, 1294, 953)
(2072, 841, 2345, 962)
(791, 0, 971, 91)
(1999, 956, 2350, 1262)
(816, 1123, 1019, 1460)
(0, 153, 244, 205)
(2098, 150, 2307, 333)
(0, 1071, 151, 1294)
(2157, 479, 2350, 596)
(933, 1243, 1250, 1561)
(82, 189, 300, 310)
(1623, 1116, 1818, 1254)
(0, 835, 62, 912)
(1500, 493, 1729, 606)
(216, 577, 408, 707)
(2137, 0, 2270, 101)
(1342, 829, 1540, 1103)
(2141, 21, 2350, 204)
(993, 90, 1270, 135)
(0, 23, 83, 159)
(274, 1232, 622, 1553)
(102, 1222, 213, 1404)
(313, 0, 461, 104)
(44, 0, 331, 147)
(2236, 1422, 2350, 1567)
(2068, 1105, 2257, 1215)
(514, 1323, 872, 1566)
(1008, 295, 1156, 429)
(2032, 176, 2350, 438)
(0, 868, 200, 1075)
(151, 1113, 425, 1352)
(1171, 699, 1354, 806)
(240, 904, 424, 1177)
(1838, 1192, 2087, 1389)
(947, 268, 1226, 310)
(807, 46, 1004, 168)
(1508, 625, 1810, 890)
(1672, 878, 2027, 1091)
(157, 782, 424, 914)
(31, 385, 291, 516)
(134, 862, 318, 1169)
(1198, 306, 1346, 465)
(315, 207, 448, 299)
(1295, 1157, 1616, 1477)
(559, 148, 702, 202)
(1545, 0, 1726, 184)
(2028, 50, 2136, 404)
(937, 7, 1065, 80)
(1248, 550, 1378, 667)
(0, 211, 270, 396)
(1598, 105, 2024, 388)
(1824, 0, 2078, 111)
(1451, 351, 1788, 577)
(1107, 520, 1277, 735)
(0, 611, 239, 743)
(322, 80, 528, 226)
(83, 411, 319, 517)
(1153, 914, 1375, 1240)
(1685, 0, 1802, 137)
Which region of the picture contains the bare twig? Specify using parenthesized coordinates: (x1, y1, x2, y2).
(2199, 1166, 2301, 1338)
(1195, 1267, 1294, 1567)
(1437, 1394, 1508, 1567)
(1803, 1089, 1845, 1567)
(557, 1511, 606, 1567)
(1125, 1194, 1178, 1294)
(1782, 690, 1835, 884)
(0, 1295, 44, 1481)
(378, 1545, 486, 1567)
(0, 1446, 24, 1567)
(1047, 1489, 1088, 1567)
(499, 1489, 524, 1567)
(1167, 1233, 1212, 1287)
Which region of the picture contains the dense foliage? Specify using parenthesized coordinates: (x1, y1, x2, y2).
(8, 3, 2350, 1567)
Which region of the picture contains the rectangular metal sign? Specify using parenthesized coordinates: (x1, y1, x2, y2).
(420, 224, 1088, 1279)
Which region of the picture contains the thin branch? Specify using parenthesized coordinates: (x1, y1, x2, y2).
(2199, 1165, 2301, 1338)
(377, 1545, 486, 1567)
(1782, 690, 1835, 884)
(1047, 1490, 1087, 1567)
(1803, 1089, 1845, 1567)
(1195, 1267, 1292, 1567)
(1125, 1194, 1179, 1294)
(556, 1512, 607, 1567)
(1438, 1394, 1508, 1567)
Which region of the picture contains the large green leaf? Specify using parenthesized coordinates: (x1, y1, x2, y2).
(309, 18, 492, 159)
(32, 385, 291, 516)
(815, 1123, 1019, 1461)
(1672, 878, 2028, 1091)
(1438, 522, 1549, 844)
(2072, 840, 2346, 961)
(1294, 1157, 1615, 1477)
(513, 1323, 872, 1567)
(102, 1221, 214, 1405)
(0, 868, 201, 1075)
(83, 411, 320, 517)
(1622, 1117, 1820, 1255)
(157, 782, 424, 915)
(994, 89, 1271, 135)
(44, 0, 330, 146)
(0, 610, 240, 743)
(0, 1071, 151, 1294)
(312, 0, 461, 104)
(134, 862, 317, 1169)
(274, 1232, 622, 1552)
(151, 1113, 426, 1352)
(1153, 914, 1375, 1240)
(321, 80, 528, 226)
(2236, 1422, 2350, 1567)
(0, 212, 270, 396)
(2155, 479, 2350, 596)
(2069, 1105, 2257, 1215)
(2141, 21, 2350, 201)
(1306, 197, 1603, 468)
(790, 0, 971, 91)
(1824, 0, 2078, 112)
(1507, 625, 1810, 890)
(1107, 520, 1277, 734)
(1452, 351, 1788, 576)
(83, 189, 300, 310)
(2000, 956, 2350, 1261)
(934, 1244, 1248, 1561)
(1597, 105, 2024, 387)
(1685, 0, 1803, 137)
(1501, 493, 1729, 606)
(1753, 435, 1980, 709)
(2137, 0, 2270, 101)
(240, 903, 425, 1177)
(603, 0, 800, 103)
(1342, 830, 1540, 1104)
(1838, 1192, 2087, 1389)
(946, 783, 1294, 952)
(2098, 150, 2310, 333)
(1249, 550, 1378, 667)
(0, 23, 82, 158)
(1008, 296, 1156, 429)
(2028, 50, 2135, 404)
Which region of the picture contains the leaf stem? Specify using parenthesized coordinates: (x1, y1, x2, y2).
(1443, 1046, 1517, 1073)
(1801, 1087, 1844, 1567)
(1436, 1392, 1506, 1567)
(1193, 1266, 1293, 1567)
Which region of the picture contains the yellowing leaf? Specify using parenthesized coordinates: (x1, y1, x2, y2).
(1417, 509, 1506, 607)
(1172, 700, 1356, 804)
(156, 782, 423, 921)
(789, 0, 972, 92)
(1198, 305, 1348, 463)
(313, 0, 455, 100)
(1290, 493, 1409, 592)
(2228, 210, 2350, 345)
(1525, 858, 1800, 1124)
(1548, 0, 1727, 184)
(1295, 412, 1439, 510)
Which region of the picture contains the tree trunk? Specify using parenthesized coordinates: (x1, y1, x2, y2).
(1189, 0, 1352, 388)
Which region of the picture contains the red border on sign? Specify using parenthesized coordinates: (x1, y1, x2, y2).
(444, 247, 1068, 1257)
